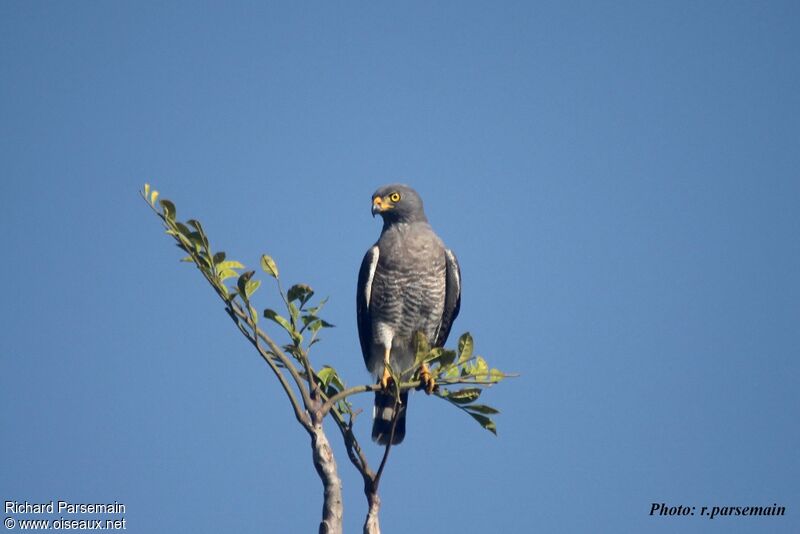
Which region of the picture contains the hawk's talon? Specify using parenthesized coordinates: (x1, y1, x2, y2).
(379, 367, 393, 391)
(418, 363, 436, 395)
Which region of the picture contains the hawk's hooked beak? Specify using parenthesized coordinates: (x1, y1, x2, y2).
(372, 196, 392, 216)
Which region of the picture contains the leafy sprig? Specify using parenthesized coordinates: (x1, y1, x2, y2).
(410, 332, 507, 435)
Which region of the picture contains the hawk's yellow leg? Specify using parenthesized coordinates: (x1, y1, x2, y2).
(379, 346, 392, 390)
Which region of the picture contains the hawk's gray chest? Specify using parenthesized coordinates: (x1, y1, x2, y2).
(369, 222, 447, 372)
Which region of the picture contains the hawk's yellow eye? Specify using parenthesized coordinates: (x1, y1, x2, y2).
(389, 192, 401, 202)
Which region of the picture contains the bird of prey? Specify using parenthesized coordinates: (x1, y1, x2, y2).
(357, 184, 461, 445)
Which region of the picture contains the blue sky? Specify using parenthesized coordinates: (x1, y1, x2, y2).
(2, 2, 798, 532)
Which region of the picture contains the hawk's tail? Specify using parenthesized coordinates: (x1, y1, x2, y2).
(372, 390, 408, 445)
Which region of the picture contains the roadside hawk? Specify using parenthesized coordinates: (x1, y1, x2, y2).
(357, 184, 461, 445)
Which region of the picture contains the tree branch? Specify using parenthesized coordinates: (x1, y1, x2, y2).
(246, 316, 312, 432)
(328, 403, 373, 478)
(320, 381, 414, 417)
(311, 422, 343, 534)
(363, 491, 381, 534)
(228, 301, 316, 413)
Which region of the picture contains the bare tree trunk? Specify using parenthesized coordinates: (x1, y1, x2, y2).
(311, 423, 343, 534)
(363, 490, 381, 534)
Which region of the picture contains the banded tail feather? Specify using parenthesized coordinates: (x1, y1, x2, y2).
(372, 390, 408, 445)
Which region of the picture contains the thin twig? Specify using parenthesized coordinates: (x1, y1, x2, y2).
(229, 302, 315, 412)
(330, 406, 374, 479)
(298, 349, 320, 412)
(320, 384, 377, 416)
(321, 381, 415, 416)
(249, 316, 312, 432)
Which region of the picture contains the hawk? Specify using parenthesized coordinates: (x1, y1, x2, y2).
(357, 184, 461, 445)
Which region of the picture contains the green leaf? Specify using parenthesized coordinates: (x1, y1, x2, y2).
(384, 361, 402, 401)
(237, 271, 255, 299)
(306, 318, 322, 334)
(248, 304, 258, 324)
(317, 366, 334, 387)
(150, 189, 159, 206)
(467, 412, 497, 435)
(187, 231, 204, 251)
(448, 388, 482, 404)
(317, 365, 345, 392)
(213, 251, 226, 264)
(287, 284, 314, 306)
(306, 297, 328, 315)
(186, 218, 204, 233)
(186, 219, 209, 250)
(288, 300, 299, 327)
(217, 268, 239, 281)
(301, 316, 335, 334)
(433, 349, 457, 371)
(427, 347, 443, 362)
(179, 255, 194, 263)
(473, 356, 489, 380)
(195, 251, 212, 271)
(489, 368, 505, 383)
(465, 404, 500, 415)
(217, 260, 245, 271)
(175, 222, 192, 238)
(291, 330, 303, 346)
(245, 279, 261, 298)
(413, 331, 431, 368)
(457, 332, 474, 364)
(260, 255, 279, 278)
(264, 308, 292, 334)
(143, 183, 150, 199)
(159, 199, 176, 220)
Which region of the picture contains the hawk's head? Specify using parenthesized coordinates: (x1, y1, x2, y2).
(371, 184, 427, 224)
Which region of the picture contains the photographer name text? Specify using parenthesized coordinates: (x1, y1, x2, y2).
(5, 501, 125, 515)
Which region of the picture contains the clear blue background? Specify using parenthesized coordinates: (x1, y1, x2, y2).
(2, 2, 798, 532)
